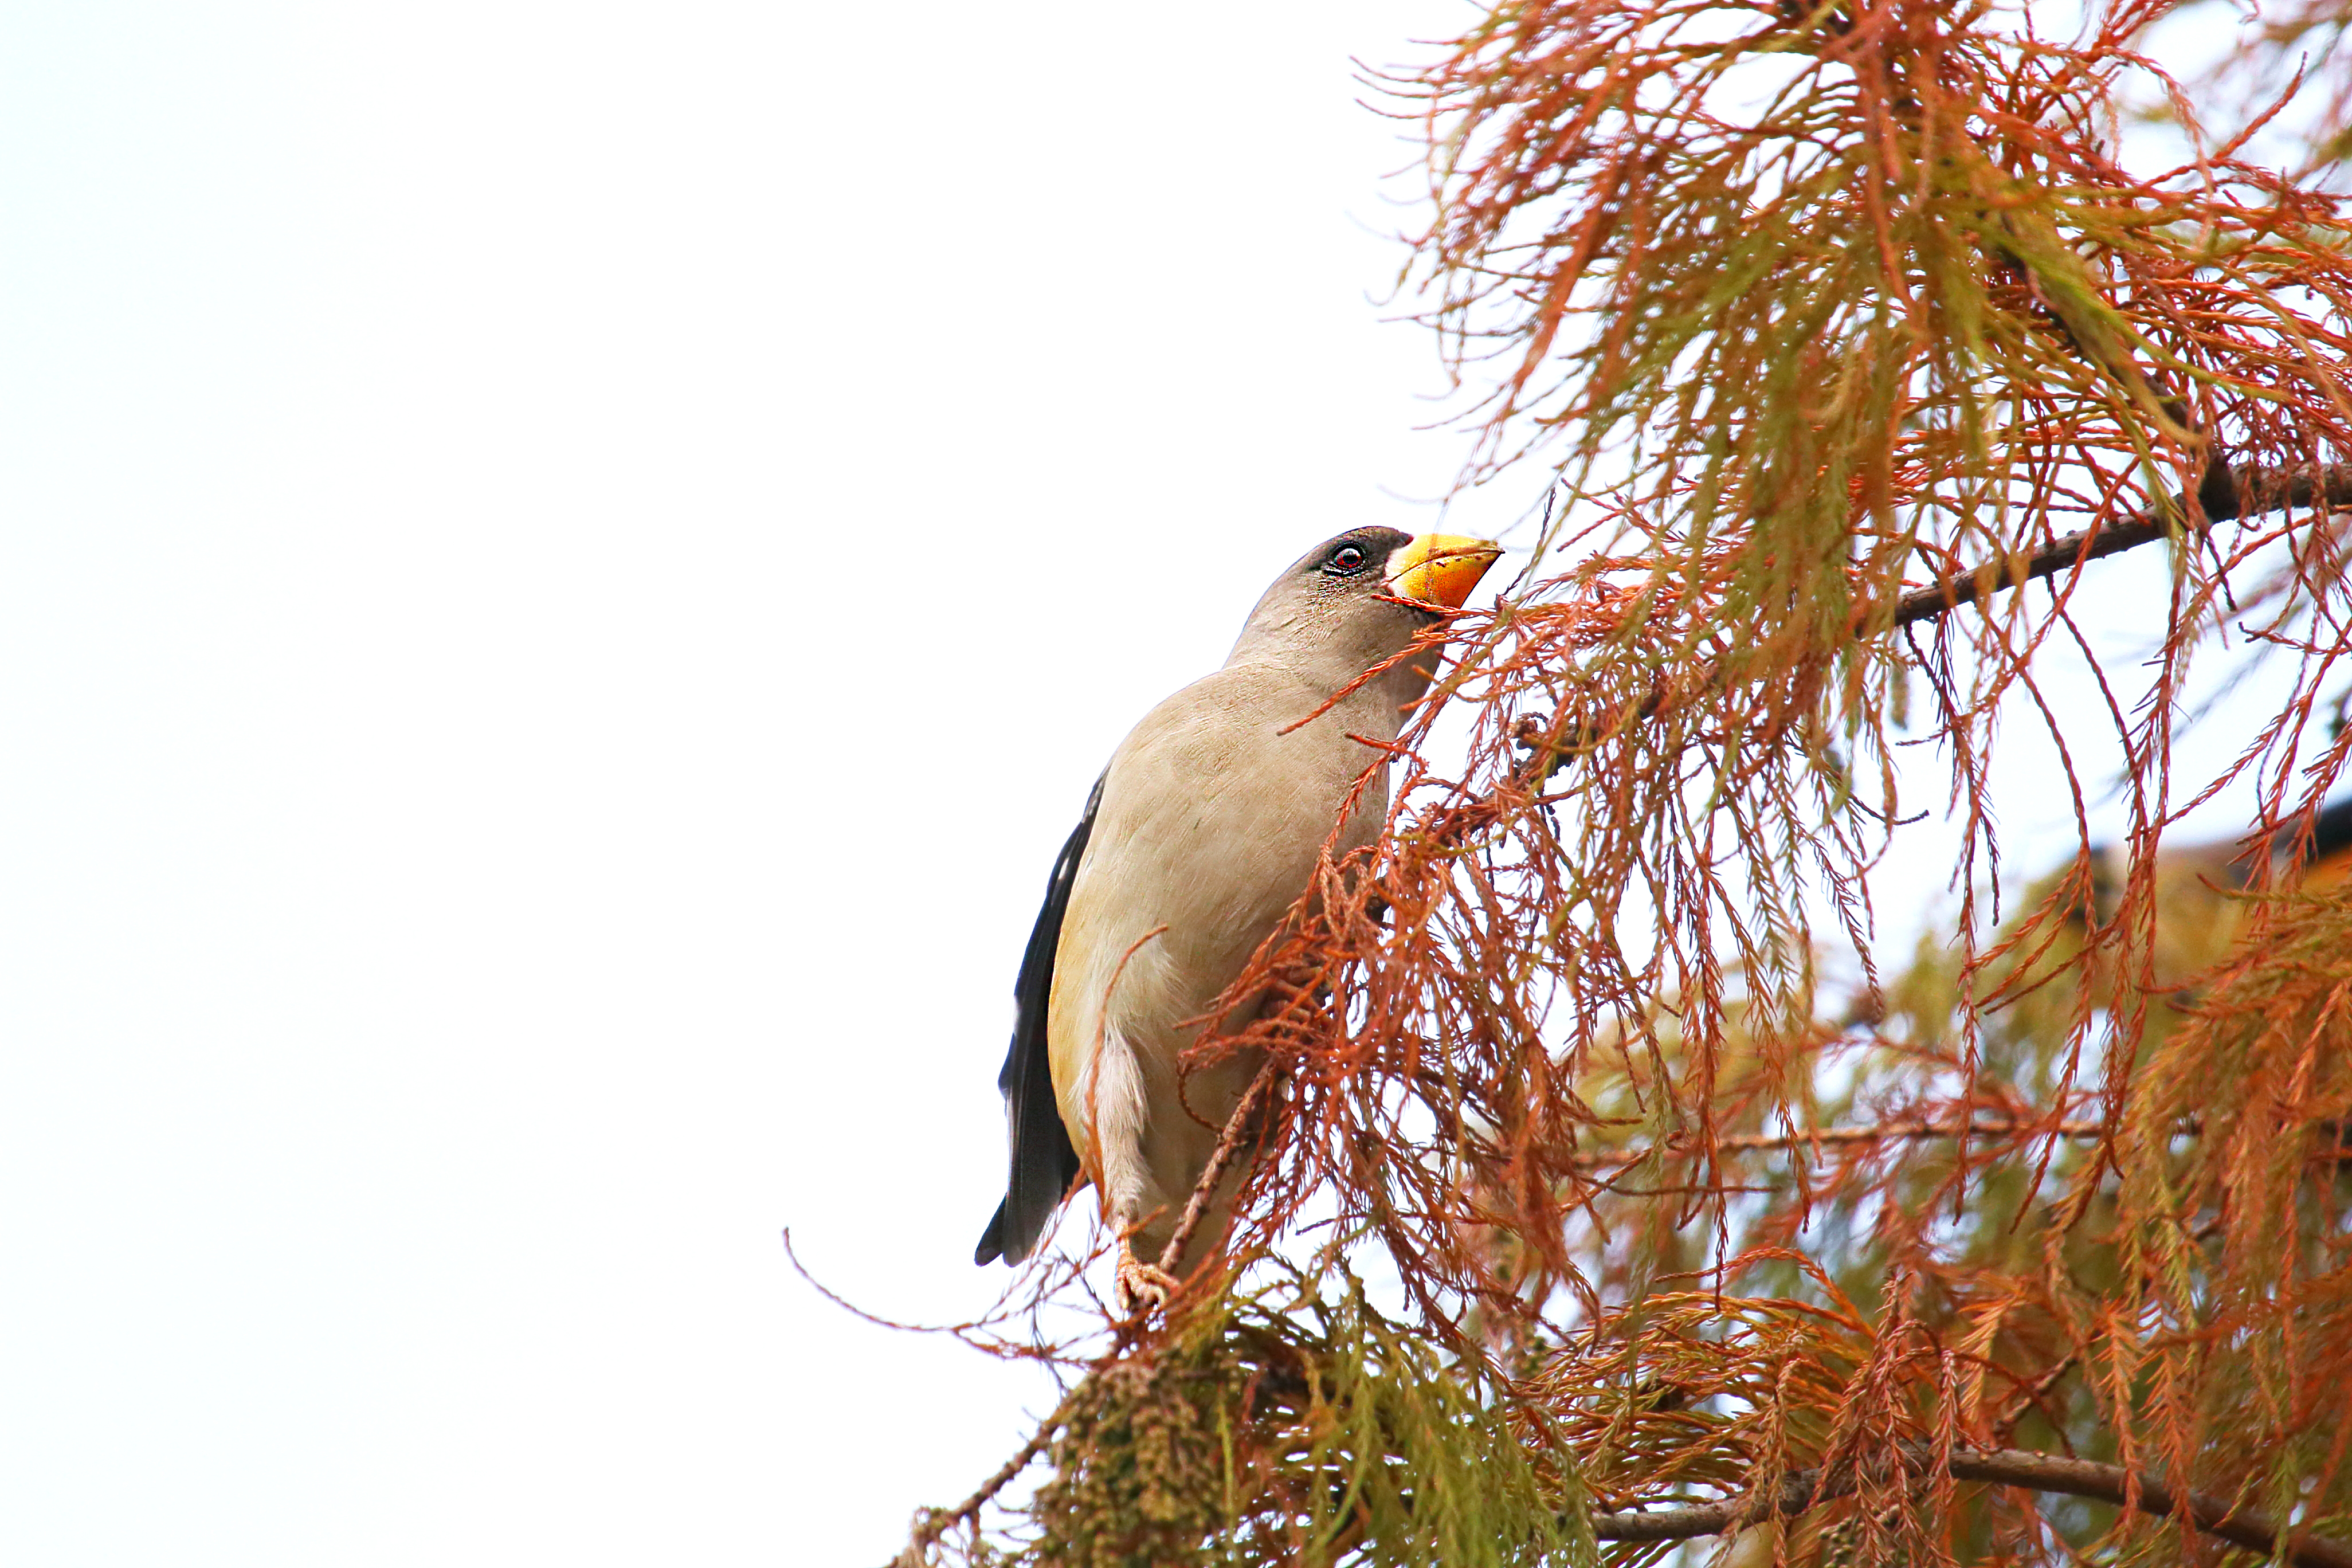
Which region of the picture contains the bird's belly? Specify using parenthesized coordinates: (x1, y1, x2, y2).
(1043, 676, 1395, 1249)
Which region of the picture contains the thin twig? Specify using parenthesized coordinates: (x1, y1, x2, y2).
(1587, 1442, 2352, 1568)
(1566, 1116, 2108, 1171)
(895, 1382, 1089, 1568)
(1155, 1056, 1286, 1279)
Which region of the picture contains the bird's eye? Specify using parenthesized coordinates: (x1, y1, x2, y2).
(1324, 544, 1367, 576)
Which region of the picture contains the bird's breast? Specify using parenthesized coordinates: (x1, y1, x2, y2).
(1047, 668, 1398, 1071)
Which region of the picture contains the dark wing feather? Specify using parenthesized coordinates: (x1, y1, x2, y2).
(973, 776, 1101, 1266)
(2306, 794, 2352, 871)
(2264, 794, 2352, 874)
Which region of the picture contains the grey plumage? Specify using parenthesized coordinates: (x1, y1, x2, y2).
(977, 526, 1499, 1293)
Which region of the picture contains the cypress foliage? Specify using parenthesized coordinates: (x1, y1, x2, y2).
(891, 2, 2352, 1563)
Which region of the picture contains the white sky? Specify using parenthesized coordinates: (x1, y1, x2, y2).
(0, 3, 1495, 1563)
(0, 3, 2328, 1566)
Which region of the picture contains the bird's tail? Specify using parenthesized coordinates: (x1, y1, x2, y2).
(973, 1201, 1012, 1267)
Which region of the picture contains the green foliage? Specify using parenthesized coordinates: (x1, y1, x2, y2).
(1025, 1273, 1593, 1568)
(1029, 1344, 1231, 1566)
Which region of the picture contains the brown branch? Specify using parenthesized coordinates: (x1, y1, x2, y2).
(1566, 1115, 2107, 1170)
(1588, 1444, 2352, 1568)
(1889, 461, 2352, 629)
(1155, 1055, 1284, 1279)
(894, 1383, 1088, 1568)
(1500, 461, 2352, 787)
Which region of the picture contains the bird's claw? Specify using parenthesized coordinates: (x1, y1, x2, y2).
(1115, 1244, 1181, 1318)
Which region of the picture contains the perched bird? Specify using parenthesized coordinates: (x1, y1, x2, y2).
(2094, 794, 2352, 905)
(974, 527, 1502, 1307)
(2288, 795, 2352, 889)
(2085, 794, 2352, 982)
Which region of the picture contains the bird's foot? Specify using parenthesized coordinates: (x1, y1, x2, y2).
(1114, 1243, 1180, 1318)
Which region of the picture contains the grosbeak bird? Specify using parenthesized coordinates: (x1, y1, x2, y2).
(974, 528, 1500, 1307)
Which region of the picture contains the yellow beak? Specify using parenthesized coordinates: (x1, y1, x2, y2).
(1387, 534, 1503, 610)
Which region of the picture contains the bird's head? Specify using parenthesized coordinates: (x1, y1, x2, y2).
(1226, 527, 1504, 684)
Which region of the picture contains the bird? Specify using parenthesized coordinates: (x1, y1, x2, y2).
(2290, 795, 2352, 889)
(2083, 793, 2352, 983)
(973, 527, 1503, 1309)
(2092, 793, 2352, 901)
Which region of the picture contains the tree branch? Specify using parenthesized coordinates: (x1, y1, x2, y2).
(1503, 461, 2352, 782)
(1889, 461, 2352, 629)
(893, 1384, 1087, 1568)
(1155, 1056, 1283, 1280)
(1566, 1115, 2106, 1170)
(1589, 1443, 2352, 1568)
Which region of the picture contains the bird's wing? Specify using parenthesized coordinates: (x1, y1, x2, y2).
(973, 776, 1101, 1265)
(2296, 794, 2352, 886)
